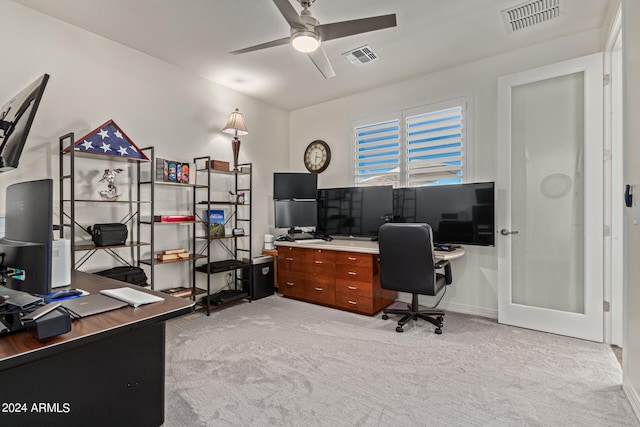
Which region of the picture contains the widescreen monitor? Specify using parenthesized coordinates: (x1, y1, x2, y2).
(274, 199, 318, 235)
(393, 181, 495, 246)
(0, 74, 49, 172)
(316, 186, 393, 238)
(0, 179, 53, 295)
(273, 172, 317, 200)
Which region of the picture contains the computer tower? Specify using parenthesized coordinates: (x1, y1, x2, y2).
(242, 256, 274, 300)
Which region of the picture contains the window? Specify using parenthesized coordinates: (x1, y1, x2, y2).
(354, 97, 469, 187)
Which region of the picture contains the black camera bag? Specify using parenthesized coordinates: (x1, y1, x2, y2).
(94, 266, 148, 286)
(87, 223, 128, 247)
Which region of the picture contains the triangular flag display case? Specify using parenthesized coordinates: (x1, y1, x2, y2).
(62, 119, 149, 161)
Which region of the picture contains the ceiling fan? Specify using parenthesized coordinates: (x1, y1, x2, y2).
(229, 0, 397, 79)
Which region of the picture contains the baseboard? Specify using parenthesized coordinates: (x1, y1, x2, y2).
(396, 293, 498, 319)
(439, 301, 498, 319)
(623, 377, 640, 422)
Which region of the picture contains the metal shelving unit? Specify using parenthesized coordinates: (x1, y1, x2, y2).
(59, 132, 152, 277)
(193, 158, 252, 315)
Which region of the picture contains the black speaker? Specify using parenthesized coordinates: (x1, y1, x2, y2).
(32, 308, 71, 340)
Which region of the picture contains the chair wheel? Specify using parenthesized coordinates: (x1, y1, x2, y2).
(395, 326, 404, 333)
(382, 314, 389, 320)
(435, 327, 442, 335)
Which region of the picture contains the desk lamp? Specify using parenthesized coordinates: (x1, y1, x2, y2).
(222, 108, 249, 171)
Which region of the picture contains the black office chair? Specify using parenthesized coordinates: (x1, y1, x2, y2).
(378, 223, 453, 334)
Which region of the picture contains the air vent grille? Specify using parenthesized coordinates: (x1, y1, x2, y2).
(502, 0, 565, 33)
(342, 45, 379, 65)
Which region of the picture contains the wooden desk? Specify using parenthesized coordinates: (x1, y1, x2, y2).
(274, 239, 464, 316)
(0, 270, 194, 427)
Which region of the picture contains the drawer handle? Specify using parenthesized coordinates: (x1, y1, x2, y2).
(347, 257, 357, 261)
(315, 287, 323, 291)
(286, 257, 294, 261)
(314, 261, 323, 264)
(348, 286, 357, 290)
(348, 300, 357, 305)
(348, 271, 357, 276)
(286, 282, 295, 286)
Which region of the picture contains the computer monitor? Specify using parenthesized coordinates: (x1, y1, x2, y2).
(274, 199, 318, 235)
(0, 74, 49, 172)
(273, 172, 317, 200)
(393, 181, 495, 246)
(0, 179, 53, 295)
(316, 186, 393, 238)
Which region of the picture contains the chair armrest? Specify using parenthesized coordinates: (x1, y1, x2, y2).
(435, 259, 453, 284)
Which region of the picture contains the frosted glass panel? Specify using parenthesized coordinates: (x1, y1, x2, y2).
(510, 72, 585, 313)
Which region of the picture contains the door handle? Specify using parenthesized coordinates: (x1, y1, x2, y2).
(500, 229, 519, 236)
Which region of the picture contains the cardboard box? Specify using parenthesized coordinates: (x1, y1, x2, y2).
(210, 160, 230, 171)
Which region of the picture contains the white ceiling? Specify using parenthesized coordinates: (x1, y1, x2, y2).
(12, 0, 611, 111)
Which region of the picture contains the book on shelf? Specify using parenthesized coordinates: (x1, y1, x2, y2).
(162, 287, 193, 297)
(205, 209, 225, 237)
(162, 248, 188, 255)
(156, 157, 190, 184)
(154, 214, 195, 222)
(157, 250, 189, 261)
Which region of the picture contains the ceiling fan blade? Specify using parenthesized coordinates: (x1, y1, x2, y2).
(272, 0, 306, 29)
(229, 37, 291, 55)
(307, 46, 336, 79)
(317, 14, 397, 42)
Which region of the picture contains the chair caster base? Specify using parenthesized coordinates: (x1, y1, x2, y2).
(382, 314, 389, 320)
(395, 326, 404, 333)
(435, 327, 442, 335)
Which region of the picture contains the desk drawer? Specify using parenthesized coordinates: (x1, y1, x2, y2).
(335, 292, 374, 314)
(306, 270, 335, 288)
(335, 252, 373, 268)
(305, 249, 336, 266)
(335, 264, 373, 284)
(279, 271, 306, 298)
(278, 247, 306, 272)
(302, 283, 335, 306)
(335, 280, 374, 298)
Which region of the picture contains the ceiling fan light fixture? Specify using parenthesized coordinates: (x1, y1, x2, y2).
(291, 30, 320, 53)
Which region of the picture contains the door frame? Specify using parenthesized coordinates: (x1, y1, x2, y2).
(497, 53, 604, 342)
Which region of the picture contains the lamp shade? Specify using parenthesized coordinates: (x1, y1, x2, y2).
(222, 109, 249, 136)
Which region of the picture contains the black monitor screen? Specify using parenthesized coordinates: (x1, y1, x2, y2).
(317, 186, 393, 238)
(273, 172, 317, 200)
(0, 74, 49, 172)
(393, 182, 495, 246)
(275, 200, 318, 232)
(0, 179, 53, 294)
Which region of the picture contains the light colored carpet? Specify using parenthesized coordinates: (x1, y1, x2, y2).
(164, 295, 638, 426)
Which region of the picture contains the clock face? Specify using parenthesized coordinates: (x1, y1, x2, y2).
(304, 140, 331, 173)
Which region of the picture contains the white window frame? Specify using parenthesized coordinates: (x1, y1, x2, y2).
(353, 95, 473, 187)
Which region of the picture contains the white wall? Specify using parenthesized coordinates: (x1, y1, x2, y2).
(0, 1, 289, 292)
(623, 0, 640, 418)
(290, 29, 604, 317)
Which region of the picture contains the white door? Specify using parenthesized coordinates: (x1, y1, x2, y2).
(497, 53, 604, 342)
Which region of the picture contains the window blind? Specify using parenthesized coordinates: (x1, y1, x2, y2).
(406, 106, 464, 186)
(354, 119, 400, 187)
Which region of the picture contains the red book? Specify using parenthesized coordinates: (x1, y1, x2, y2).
(154, 215, 195, 222)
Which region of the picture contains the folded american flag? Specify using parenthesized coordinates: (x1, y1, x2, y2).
(65, 119, 148, 160)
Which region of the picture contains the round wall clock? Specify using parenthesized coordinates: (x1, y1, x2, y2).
(304, 140, 331, 173)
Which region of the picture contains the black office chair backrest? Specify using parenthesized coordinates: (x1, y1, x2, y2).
(378, 223, 439, 296)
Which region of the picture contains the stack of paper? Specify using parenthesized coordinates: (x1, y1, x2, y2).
(100, 287, 164, 308)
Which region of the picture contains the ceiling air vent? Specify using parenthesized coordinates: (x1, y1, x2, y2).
(502, 0, 565, 33)
(342, 45, 379, 65)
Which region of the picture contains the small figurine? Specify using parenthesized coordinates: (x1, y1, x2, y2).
(98, 168, 124, 200)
